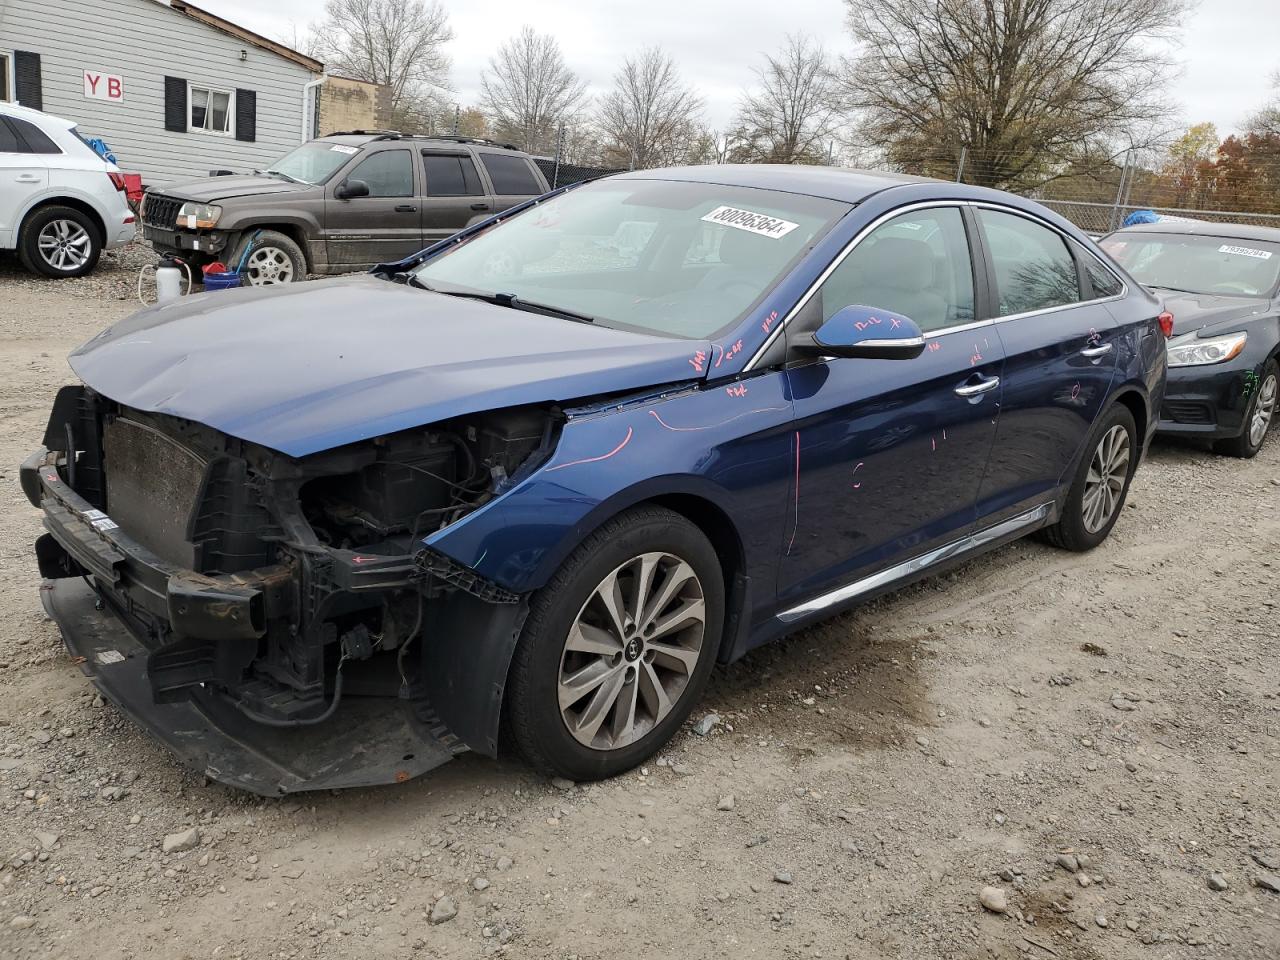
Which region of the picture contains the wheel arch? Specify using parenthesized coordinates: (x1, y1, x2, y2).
(227, 222, 313, 272)
(1110, 386, 1149, 454)
(19, 196, 107, 246)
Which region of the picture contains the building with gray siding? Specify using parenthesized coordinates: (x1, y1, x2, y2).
(0, 0, 323, 185)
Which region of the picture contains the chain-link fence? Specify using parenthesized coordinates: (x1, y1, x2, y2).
(533, 157, 624, 189)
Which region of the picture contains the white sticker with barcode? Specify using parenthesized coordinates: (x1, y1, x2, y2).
(1219, 244, 1272, 260)
(330, 144, 358, 154)
(96, 650, 125, 665)
(90, 517, 118, 531)
(701, 205, 799, 239)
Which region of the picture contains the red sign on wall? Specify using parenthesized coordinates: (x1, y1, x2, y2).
(83, 70, 124, 102)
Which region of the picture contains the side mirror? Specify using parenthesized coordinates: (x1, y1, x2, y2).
(336, 179, 370, 200)
(802, 304, 926, 360)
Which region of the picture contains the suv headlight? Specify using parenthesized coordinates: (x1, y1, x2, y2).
(1167, 332, 1247, 367)
(176, 202, 222, 230)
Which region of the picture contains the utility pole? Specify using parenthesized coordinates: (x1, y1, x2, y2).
(955, 146, 968, 183)
(452, 104, 460, 136)
(552, 121, 565, 188)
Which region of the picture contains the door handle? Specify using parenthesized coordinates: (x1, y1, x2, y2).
(394, 204, 417, 213)
(15, 174, 41, 183)
(954, 376, 1000, 398)
(1080, 342, 1113, 358)
(470, 202, 490, 211)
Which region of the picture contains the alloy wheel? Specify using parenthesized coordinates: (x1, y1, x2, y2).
(1249, 374, 1277, 447)
(558, 552, 706, 751)
(37, 219, 92, 271)
(244, 246, 296, 284)
(1082, 424, 1130, 534)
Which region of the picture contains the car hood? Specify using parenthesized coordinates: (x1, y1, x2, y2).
(70, 275, 710, 457)
(156, 174, 313, 202)
(1155, 290, 1273, 336)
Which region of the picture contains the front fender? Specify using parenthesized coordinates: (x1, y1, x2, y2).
(424, 377, 796, 600)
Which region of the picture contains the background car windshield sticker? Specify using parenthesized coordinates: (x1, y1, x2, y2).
(1218, 244, 1272, 260)
(329, 144, 359, 154)
(701, 206, 799, 239)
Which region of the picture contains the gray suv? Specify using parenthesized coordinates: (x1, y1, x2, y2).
(140, 132, 551, 284)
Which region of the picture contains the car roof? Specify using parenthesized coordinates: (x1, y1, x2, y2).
(613, 164, 944, 203)
(0, 101, 74, 131)
(1109, 219, 1280, 244)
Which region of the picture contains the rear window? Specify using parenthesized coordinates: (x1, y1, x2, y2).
(0, 119, 22, 153)
(480, 153, 543, 195)
(4, 116, 60, 154)
(423, 152, 483, 196)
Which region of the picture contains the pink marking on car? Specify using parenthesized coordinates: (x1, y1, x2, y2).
(546, 426, 634, 471)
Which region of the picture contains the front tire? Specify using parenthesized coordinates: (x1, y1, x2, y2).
(18, 205, 102, 278)
(504, 506, 724, 781)
(1213, 360, 1277, 459)
(229, 230, 306, 285)
(1041, 403, 1138, 552)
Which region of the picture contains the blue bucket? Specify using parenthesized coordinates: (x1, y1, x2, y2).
(203, 270, 242, 291)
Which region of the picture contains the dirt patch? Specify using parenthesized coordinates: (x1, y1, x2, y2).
(1, 278, 1278, 959)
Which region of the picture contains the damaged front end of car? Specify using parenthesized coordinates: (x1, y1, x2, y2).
(23, 385, 560, 795)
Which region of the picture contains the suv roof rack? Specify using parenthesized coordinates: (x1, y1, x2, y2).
(419, 135, 520, 150)
(324, 129, 403, 140)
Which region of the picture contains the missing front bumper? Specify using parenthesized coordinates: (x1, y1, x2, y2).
(43, 578, 464, 795)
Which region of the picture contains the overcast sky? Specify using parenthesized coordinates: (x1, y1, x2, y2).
(208, 0, 1277, 138)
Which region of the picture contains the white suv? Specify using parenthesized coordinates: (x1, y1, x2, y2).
(0, 102, 136, 278)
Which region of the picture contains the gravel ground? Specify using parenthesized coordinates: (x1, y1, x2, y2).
(1, 276, 1278, 960)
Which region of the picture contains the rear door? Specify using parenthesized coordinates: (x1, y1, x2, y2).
(0, 117, 49, 247)
(325, 146, 424, 268)
(777, 203, 1004, 613)
(420, 149, 491, 242)
(476, 151, 547, 216)
(974, 205, 1121, 524)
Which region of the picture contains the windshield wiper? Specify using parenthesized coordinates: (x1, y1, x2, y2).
(492, 293, 596, 324)
(402, 281, 596, 323)
(266, 170, 305, 184)
(1145, 283, 1200, 295)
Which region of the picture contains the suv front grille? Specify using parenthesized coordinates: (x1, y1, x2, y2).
(142, 193, 182, 230)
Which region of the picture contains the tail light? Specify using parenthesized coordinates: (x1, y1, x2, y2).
(107, 171, 127, 192)
(1158, 312, 1174, 339)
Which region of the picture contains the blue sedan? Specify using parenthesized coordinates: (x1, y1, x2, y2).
(24, 165, 1168, 792)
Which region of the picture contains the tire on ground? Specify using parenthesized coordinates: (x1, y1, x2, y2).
(503, 505, 724, 781)
(18, 205, 103, 279)
(229, 229, 306, 285)
(1040, 402, 1138, 552)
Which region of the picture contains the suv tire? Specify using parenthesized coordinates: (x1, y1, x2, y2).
(230, 230, 306, 285)
(19, 205, 102, 279)
(504, 506, 723, 781)
(1041, 403, 1138, 552)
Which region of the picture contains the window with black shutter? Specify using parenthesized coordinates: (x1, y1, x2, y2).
(13, 50, 42, 110)
(235, 88, 256, 142)
(164, 76, 187, 132)
(0, 53, 12, 102)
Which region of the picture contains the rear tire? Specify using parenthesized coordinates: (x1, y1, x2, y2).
(1213, 360, 1277, 459)
(1041, 403, 1137, 552)
(504, 506, 724, 781)
(18, 205, 102, 278)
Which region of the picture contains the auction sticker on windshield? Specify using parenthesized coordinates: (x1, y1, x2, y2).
(1219, 244, 1272, 260)
(329, 145, 359, 155)
(701, 206, 799, 239)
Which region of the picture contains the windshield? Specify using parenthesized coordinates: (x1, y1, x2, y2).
(266, 141, 360, 185)
(412, 178, 850, 338)
(1100, 232, 1280, 298)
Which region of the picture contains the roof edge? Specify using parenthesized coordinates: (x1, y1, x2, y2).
(165, 0, 323, 73)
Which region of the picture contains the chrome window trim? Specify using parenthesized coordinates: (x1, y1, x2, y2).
(969, 201, 1130, 319)
(776, 503, 1052, 623)
(745, 200, 973, 371)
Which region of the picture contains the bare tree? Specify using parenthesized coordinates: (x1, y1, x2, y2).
(480, 27, 587, 154)
(733, 35, 841, 164)
(597, 47, 703, 169)
(838, 0, 1191, 188)
(310, 0, 453, 130)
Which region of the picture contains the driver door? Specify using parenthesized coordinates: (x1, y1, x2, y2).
(325, 147, 425, 268)
(777, 204, 1004, 612)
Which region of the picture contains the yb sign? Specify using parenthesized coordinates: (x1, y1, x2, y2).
(83, 70, 124, 102)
